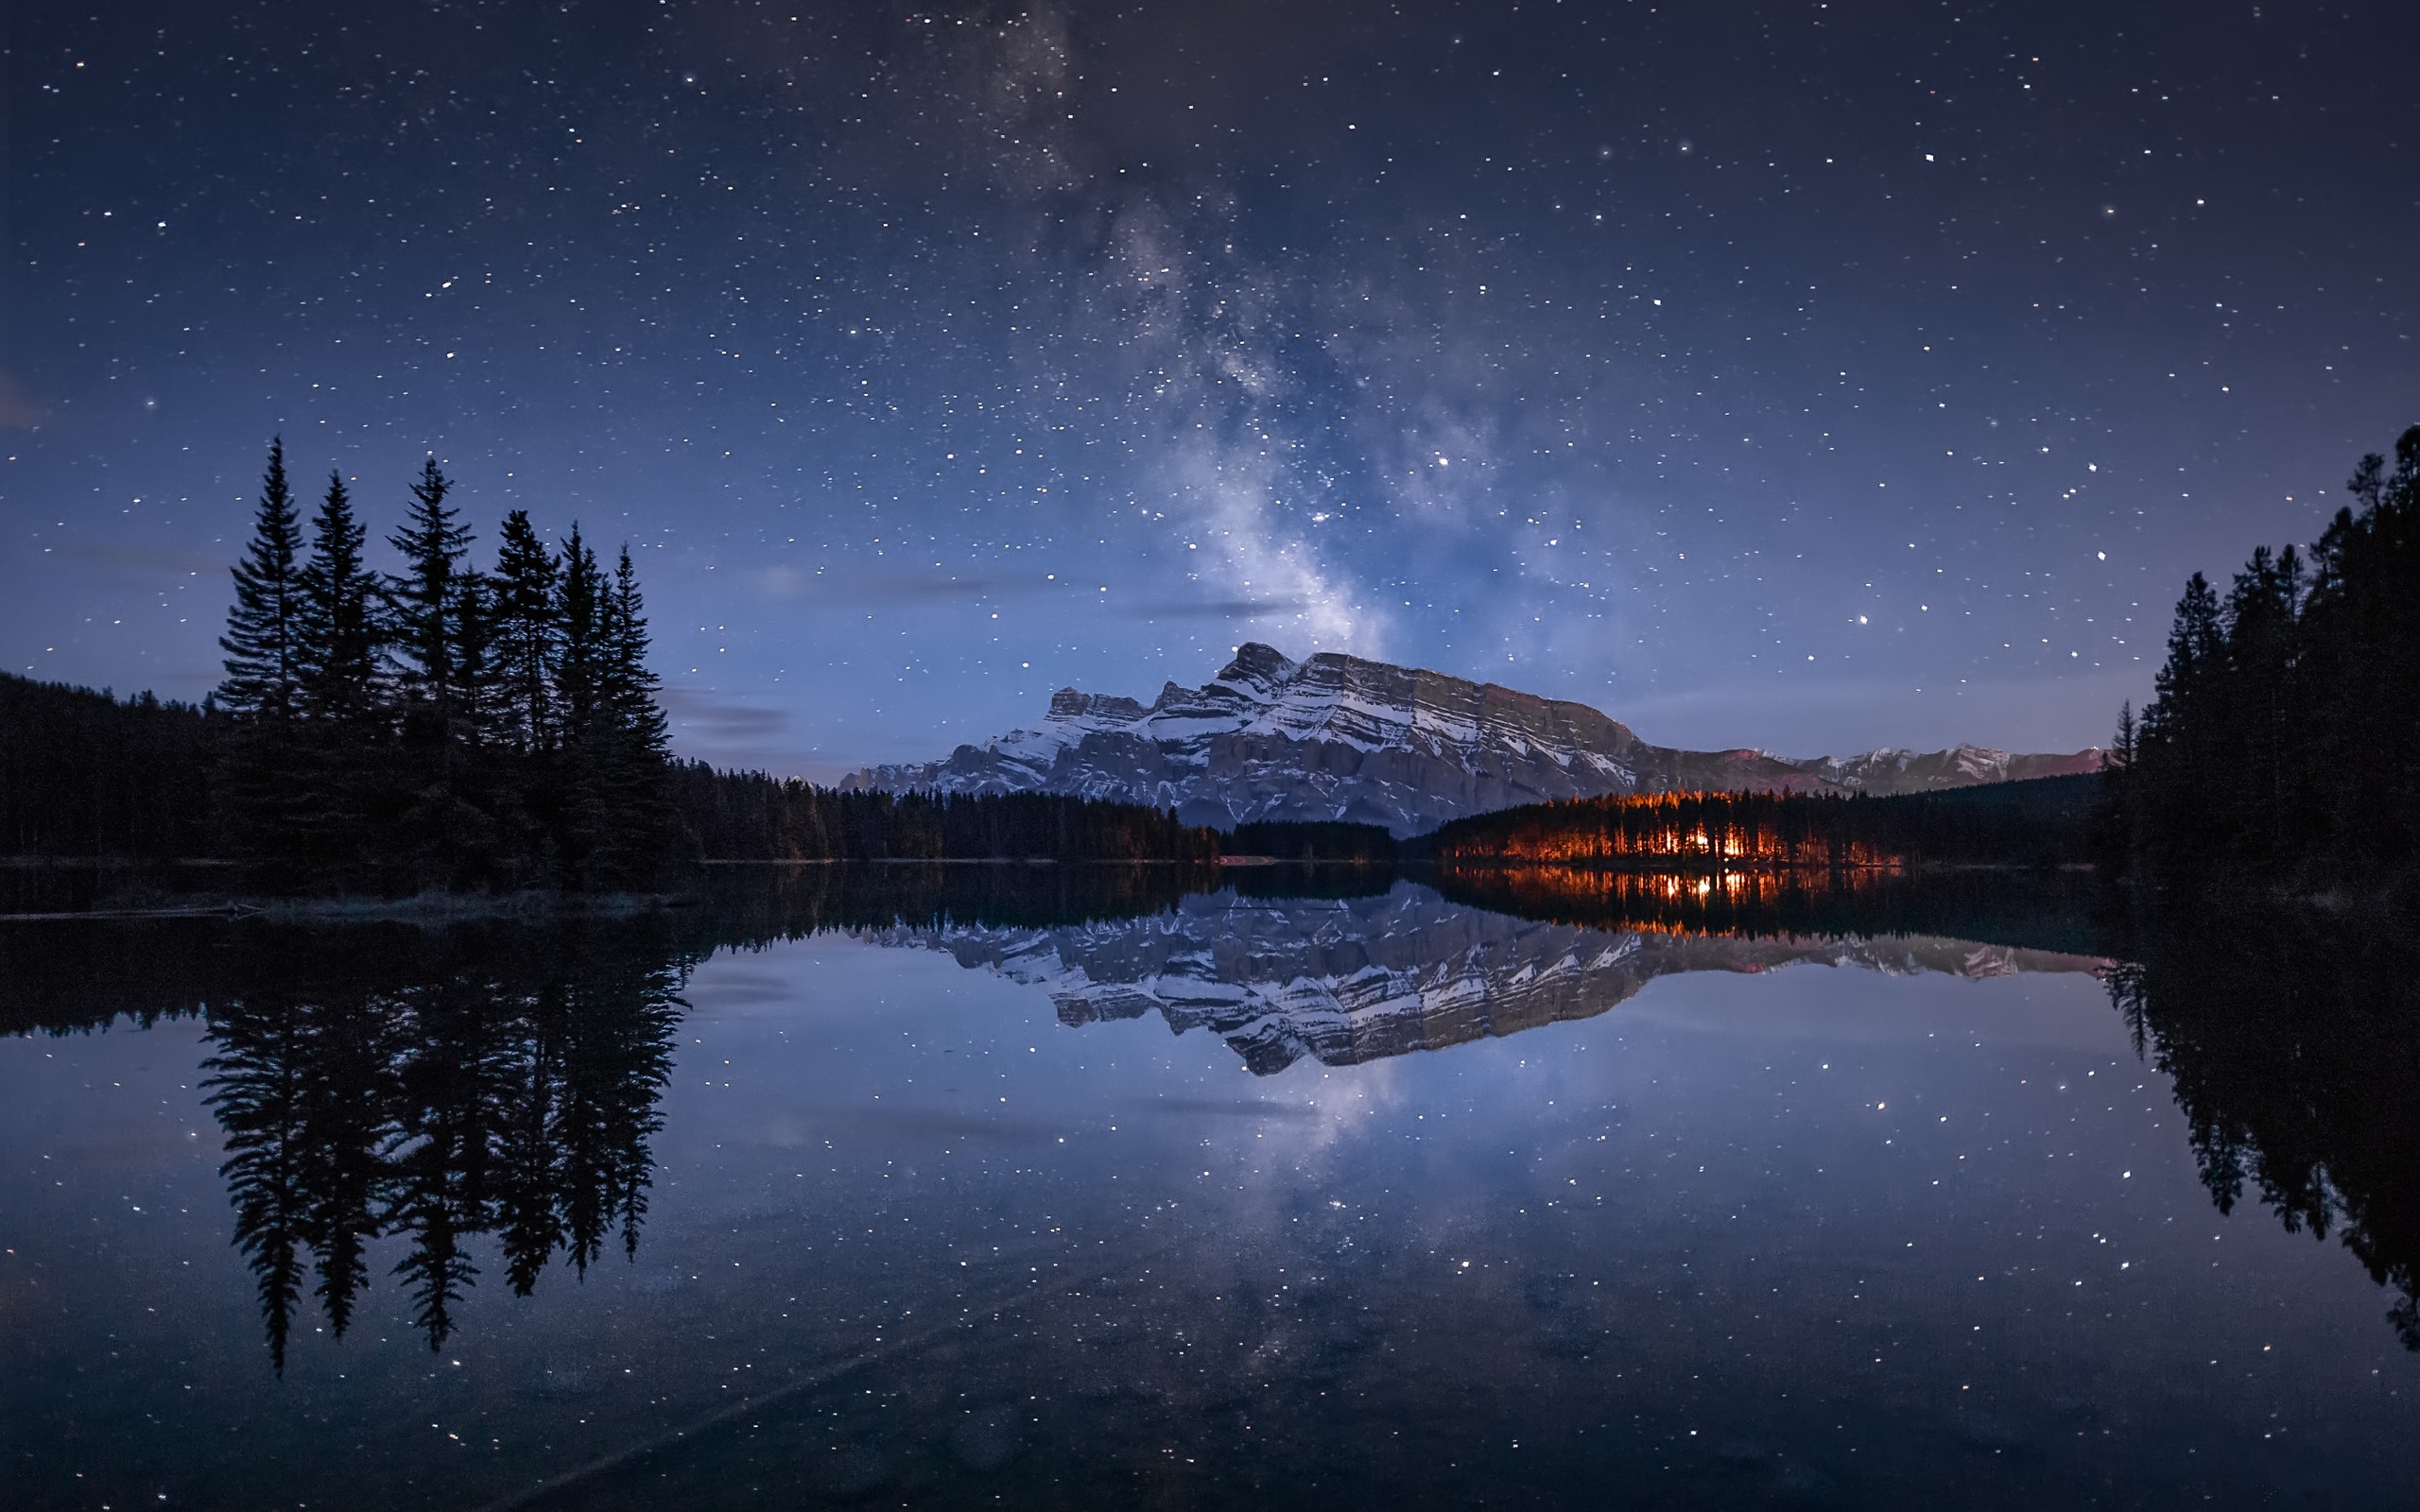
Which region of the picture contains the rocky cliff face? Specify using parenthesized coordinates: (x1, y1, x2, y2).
(870, 882, 2106, 1075)
(842, 643, 2100, 835)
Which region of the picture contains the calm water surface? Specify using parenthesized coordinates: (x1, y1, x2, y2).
(3, 868, 2413, 1509)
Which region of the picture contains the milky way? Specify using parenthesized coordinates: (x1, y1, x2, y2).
(8, 1, 2416, 774)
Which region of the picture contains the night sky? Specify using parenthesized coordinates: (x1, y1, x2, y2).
(8, 1, 2416, 777)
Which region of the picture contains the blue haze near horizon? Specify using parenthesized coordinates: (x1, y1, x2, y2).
(6, 1, 2418, 779)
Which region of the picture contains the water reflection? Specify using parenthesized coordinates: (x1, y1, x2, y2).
(7, 857, 2419, 1411)
(1430, 861, 2103, 955)
(879, 876, 2109, 1074)
(199, 926, 690, 1369)
(2106, 898, 2420, 1349)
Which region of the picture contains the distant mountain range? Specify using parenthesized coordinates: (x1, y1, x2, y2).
(872, 883, 2106, 1074)
(842, 642, 2101, 835)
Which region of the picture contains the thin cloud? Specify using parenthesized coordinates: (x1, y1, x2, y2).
(64, 543, 231, 578)
(0, 370, 47, 429)
(1123, 596, 1310, 620)
(656, 686, 793, 741)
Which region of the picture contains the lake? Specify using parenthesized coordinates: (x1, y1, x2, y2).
(4, 865, 2414, 1509)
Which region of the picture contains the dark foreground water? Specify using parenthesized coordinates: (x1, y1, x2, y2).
(3, 866, 2415, 1510)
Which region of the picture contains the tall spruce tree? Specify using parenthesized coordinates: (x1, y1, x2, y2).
(554, 526, 605, 744)
(388, 459, 475, 730)
(605, 546, 670, 766)
(289, 470, 388, 881)
(218, 439, 305, 722)
(491, 509, 559, 755)
(387, 459, 496, 883)
(296, 472, 383, 728)
(217, 441, 312, 872)
(589, 546, 681, 881)
(551, 527, 610, 882)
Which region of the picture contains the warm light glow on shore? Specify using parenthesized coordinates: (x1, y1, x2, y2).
(1429, 790, 1907, 870)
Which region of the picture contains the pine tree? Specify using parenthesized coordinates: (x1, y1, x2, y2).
(201, 994, 311, 1373)
(551, 527, 610, 883)
(387, 459, 505, 884)
(605, 546, 670, 769)
(288, 470, 389, 882)
(216, 441, 313, 874)
(491, 510, 559, 755)
(588, 546, 682, 882)
(296, 472, 384, 728)
(388, 459, 475, 728)
(554, 526, 605, 744)
(218, 439, 305, 722)
(2091, 701, 2139, 877)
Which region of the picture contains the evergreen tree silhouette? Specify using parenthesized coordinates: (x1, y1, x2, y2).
(302, 995, 392, 1342)
(493, 978, 569, 1297)
(385, 977, 500, 1351)
(217, 440, 306, 724)
(387, 459, 475, 722)
(2108, 900, 2420, 1349)
(202, 993, 312, 1375)
(585, 546, 682, 883)
(292, 471, 388, 883)
(552, 527, 612, 884)
(2121, 424, 2420, 885)
(296, 472, 384, 728)
(490, 508, 560, 757)
(387, 459, 495, 885)
(216, 441, 309, 871)
(187, 923, 696, 1362)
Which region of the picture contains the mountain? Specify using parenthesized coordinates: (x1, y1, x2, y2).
(842, 643, 2100, 836)
(868, 882, 2107, 1075)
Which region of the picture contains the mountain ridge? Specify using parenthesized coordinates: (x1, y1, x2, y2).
(842, 643, 2100, 835)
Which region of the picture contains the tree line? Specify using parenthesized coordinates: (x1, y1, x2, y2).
(2099, 425, 2420, 891)
(673, 768, 1219, 863)
(0, 675, 216, 858)
(1422, 777, 2098, 870)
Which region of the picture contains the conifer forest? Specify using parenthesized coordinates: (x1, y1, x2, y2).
(1, 440, 1215, 891)
(2100, 425, 2420, 895)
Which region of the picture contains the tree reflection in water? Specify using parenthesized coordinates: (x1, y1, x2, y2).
(196, 924, 692, 1369)
(0, 864, 1215, 1372)
(2106, 900, 2420, 1349)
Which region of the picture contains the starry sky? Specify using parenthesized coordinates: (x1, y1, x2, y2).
(7, 0, 2416, 777)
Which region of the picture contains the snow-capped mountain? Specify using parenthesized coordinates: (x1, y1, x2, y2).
(842, 642, 2100, 835)
(869, 883, 2106, 1075)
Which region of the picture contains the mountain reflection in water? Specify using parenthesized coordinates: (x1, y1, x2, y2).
(877, 874, 2108, 1075)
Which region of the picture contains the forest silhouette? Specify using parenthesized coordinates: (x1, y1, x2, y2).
(2101, 425, 2420, 893)
(0, 440, 1218, 889)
